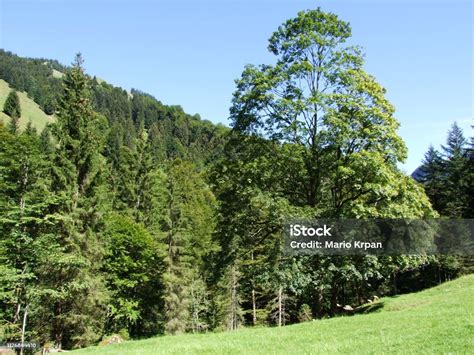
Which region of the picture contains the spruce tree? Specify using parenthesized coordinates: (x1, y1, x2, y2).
(466, 127, 474, 218)
(420, 146, 445, 213)
(162, 160, 217, 334)
(42, 53, 109, 349)
(441, 123, 468, 217)
(7, 116, 20, 135)
(4, 90, 21, 119)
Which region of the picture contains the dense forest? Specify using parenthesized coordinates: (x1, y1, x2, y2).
(0, 8, 472, 351)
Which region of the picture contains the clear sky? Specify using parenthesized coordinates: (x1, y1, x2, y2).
(0, 0, 472, 172)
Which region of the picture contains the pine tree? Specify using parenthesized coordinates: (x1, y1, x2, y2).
(41, 53, 110, 349)
(162, 160, 217, 334)
(111, 125, 165, 228)
(466, 126, 474, 218)
(4, 90, 21, 119)
(441, 123, 468, 217)
(420, 146, 445, 213)
(442, 122, 466, 158)
(7, 116, 20, 135)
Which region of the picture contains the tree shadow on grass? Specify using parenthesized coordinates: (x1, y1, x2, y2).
(354, 301, 385, 314)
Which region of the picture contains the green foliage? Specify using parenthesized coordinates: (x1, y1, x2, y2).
(0, 49, 228, 165)
(0, 9, 471, 351)
(297, 304, 312, 322)
(0, 121, 58, 343)
(161, 160, 218, 334)
(0, 79, 53, 132)
(417, 123, 473, 275)
(0, 50, 227, 348)
(102, 214, 165, 337)
(419, 122, 472, 218)
(39, 53, 110, 349)
(230, 8, 408, 212)
(4, 90, 21, 134)
(0, 50, 63, 114)
(212, 7, 437, 327)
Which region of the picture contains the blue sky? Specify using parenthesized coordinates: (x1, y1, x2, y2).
(0, 0, 472, 172)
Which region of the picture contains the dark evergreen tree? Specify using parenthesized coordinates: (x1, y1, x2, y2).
(441, 123, 469, 217)
(41, 53, 110, 349)
(420, 146, 445, 212)
(3, 89, 21, 119)
(7, 116, 20, 135)
(420, 123, 471, 218)
(162, 160, 217, 334)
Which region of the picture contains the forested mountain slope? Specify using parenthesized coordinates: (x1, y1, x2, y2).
(0, 79, 53, 131)
(0, 49, 228, 165)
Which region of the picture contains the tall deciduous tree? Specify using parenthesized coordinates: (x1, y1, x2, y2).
(213, 8, 435, 323)
(0, 122, 58, 347)
(102, 214, 165, 337)
(231, 8, 408, 214)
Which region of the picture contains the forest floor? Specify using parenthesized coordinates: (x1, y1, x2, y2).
(73, 273, 474, 354)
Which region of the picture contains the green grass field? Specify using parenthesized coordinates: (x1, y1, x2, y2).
(0, 79, 54, 131)
(73, 274, 474, 354)
(52, 69, 65, 79)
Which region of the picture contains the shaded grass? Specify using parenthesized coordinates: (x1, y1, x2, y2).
(0, 79, 54, 131)
(74, 274, 474, 354)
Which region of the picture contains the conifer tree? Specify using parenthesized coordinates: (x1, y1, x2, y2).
(7, 116, 20, 135)
(162, 160, 217, 334)
(41, 53, 109, 349)
(421, 123, 471, 218)
(4, 90, 21, 119)
(420, 146, 445, 212)
(441, 123, 469, 217)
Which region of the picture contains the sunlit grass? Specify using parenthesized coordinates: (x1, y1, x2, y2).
(0, 79, 54, 131)
(74, 274, 474, 354)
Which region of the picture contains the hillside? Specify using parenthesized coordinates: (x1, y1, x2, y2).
(0, 79, 54, 131)
(73, 274, 474, 354)
(0, 49, 228, 164)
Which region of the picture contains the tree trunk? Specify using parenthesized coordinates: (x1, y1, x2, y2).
(20, 304, 28, 355)
(231, 266, 238, 330)
(251, 252, 256, 326)
(13, 302, 21, 324)
(278, 286, 283, 327)
(252, 288, 257, 326)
